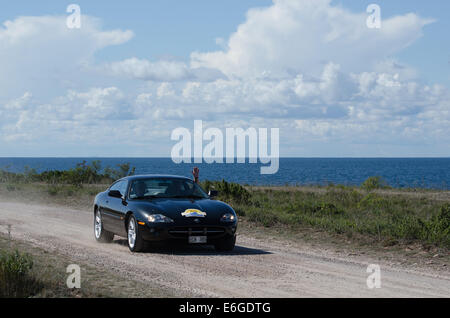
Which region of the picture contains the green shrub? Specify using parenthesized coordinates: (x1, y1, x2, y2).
(6, 184, 17, 192)
(246, 208, 278, 227)
(1, 160, 136, 186)
(104, 163, 135, 181)
(0, 249, 42, 298)
(311, 203, 343, 215)
(358, 193, 389, 209)
(424, 204, 450, 245)
(47, 185, 59, 196)
(201, 180, 213, 193)
(361, 176, 390, 191)
(436, 204, 450, 228)
(200, 179, 251, 204)
(395, 215, 426, 241)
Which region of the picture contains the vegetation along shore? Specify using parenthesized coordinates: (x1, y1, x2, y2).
(0, 161, 448, 250)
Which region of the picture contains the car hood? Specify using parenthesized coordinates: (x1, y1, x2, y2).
(132, 198, 235, 222)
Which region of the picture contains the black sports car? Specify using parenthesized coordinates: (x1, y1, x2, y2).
(93, 175, 238, 252)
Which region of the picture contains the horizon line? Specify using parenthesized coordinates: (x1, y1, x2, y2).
(1, 156, 450, 159)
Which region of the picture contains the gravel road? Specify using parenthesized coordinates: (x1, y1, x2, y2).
(0, 201, 448, 297)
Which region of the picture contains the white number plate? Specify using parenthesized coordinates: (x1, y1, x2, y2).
(189, 236, 207, 244)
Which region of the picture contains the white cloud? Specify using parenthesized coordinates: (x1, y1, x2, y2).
(0, 15, 133, 100)
(104, 57, 225, 82)
(65, 87, 133, 121)
(4, 92, 32, 110)
(106, 58, 190, 82)
(190, 0, 433, 79)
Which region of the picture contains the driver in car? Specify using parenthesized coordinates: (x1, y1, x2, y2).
(132, 181, 147, 198)
(130, 168, 200, 198)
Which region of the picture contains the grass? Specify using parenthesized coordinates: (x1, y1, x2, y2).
(201, 180, 450, 249)
(0, 235, 178, 298)
(0, 248, 43, 297)
(0, 160, 135, 187)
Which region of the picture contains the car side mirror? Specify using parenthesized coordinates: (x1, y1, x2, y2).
(208, 190, 219, 198)
(108, 190, 123, 199)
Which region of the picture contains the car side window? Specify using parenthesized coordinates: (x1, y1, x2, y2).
(119, 181, 128, 196)
(110, 181, 127, 196)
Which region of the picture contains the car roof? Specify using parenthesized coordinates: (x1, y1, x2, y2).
(119, 174, 193, 182)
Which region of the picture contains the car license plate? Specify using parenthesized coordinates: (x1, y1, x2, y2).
(189, 236, 207, 244)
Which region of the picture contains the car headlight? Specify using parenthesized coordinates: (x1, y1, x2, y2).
(220, 213, 237, 223)
(147, 214, 174, 223)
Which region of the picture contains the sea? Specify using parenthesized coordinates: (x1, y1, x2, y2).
(0, 158, 449, 190)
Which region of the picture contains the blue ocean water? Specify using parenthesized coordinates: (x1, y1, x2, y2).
(0, 158, 449, 189)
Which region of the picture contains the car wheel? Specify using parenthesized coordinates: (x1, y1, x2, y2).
(214, 234, 236, 252)
(127, 215, 145, 252)
(94, 210, 114, 243)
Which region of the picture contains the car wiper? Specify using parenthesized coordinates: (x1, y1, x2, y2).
(170, 195, 206, 199)
(133, 195, 160, 200)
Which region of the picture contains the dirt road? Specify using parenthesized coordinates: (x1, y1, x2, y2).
(0, 201, 448, 297)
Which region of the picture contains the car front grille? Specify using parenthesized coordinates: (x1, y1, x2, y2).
(168, 227, 225, 238)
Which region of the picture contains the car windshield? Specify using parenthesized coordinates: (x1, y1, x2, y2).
(128, 177, 209, 200)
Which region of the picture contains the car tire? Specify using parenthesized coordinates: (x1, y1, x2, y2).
(94, 210, 114, 243)
(127, 215, 146, 252)
(214, 234, 236, 252)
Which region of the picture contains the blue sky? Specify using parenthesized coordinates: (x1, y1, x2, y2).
(0, 1, 272, 59)
(1, 0, 447, 86)
(0, 0, 449, 157)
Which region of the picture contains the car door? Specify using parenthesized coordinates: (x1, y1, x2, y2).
(101, 180, 129, 236)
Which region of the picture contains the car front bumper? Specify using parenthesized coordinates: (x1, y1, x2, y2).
(138, 222, 237, 243)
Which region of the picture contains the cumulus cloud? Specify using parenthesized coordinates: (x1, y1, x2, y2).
(104, 57, 225, 82)
(190, 0, 433, 78)
(63, 87, 135, 121)
(3, 92, 32, 110)
(0, 15, 133, 100)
